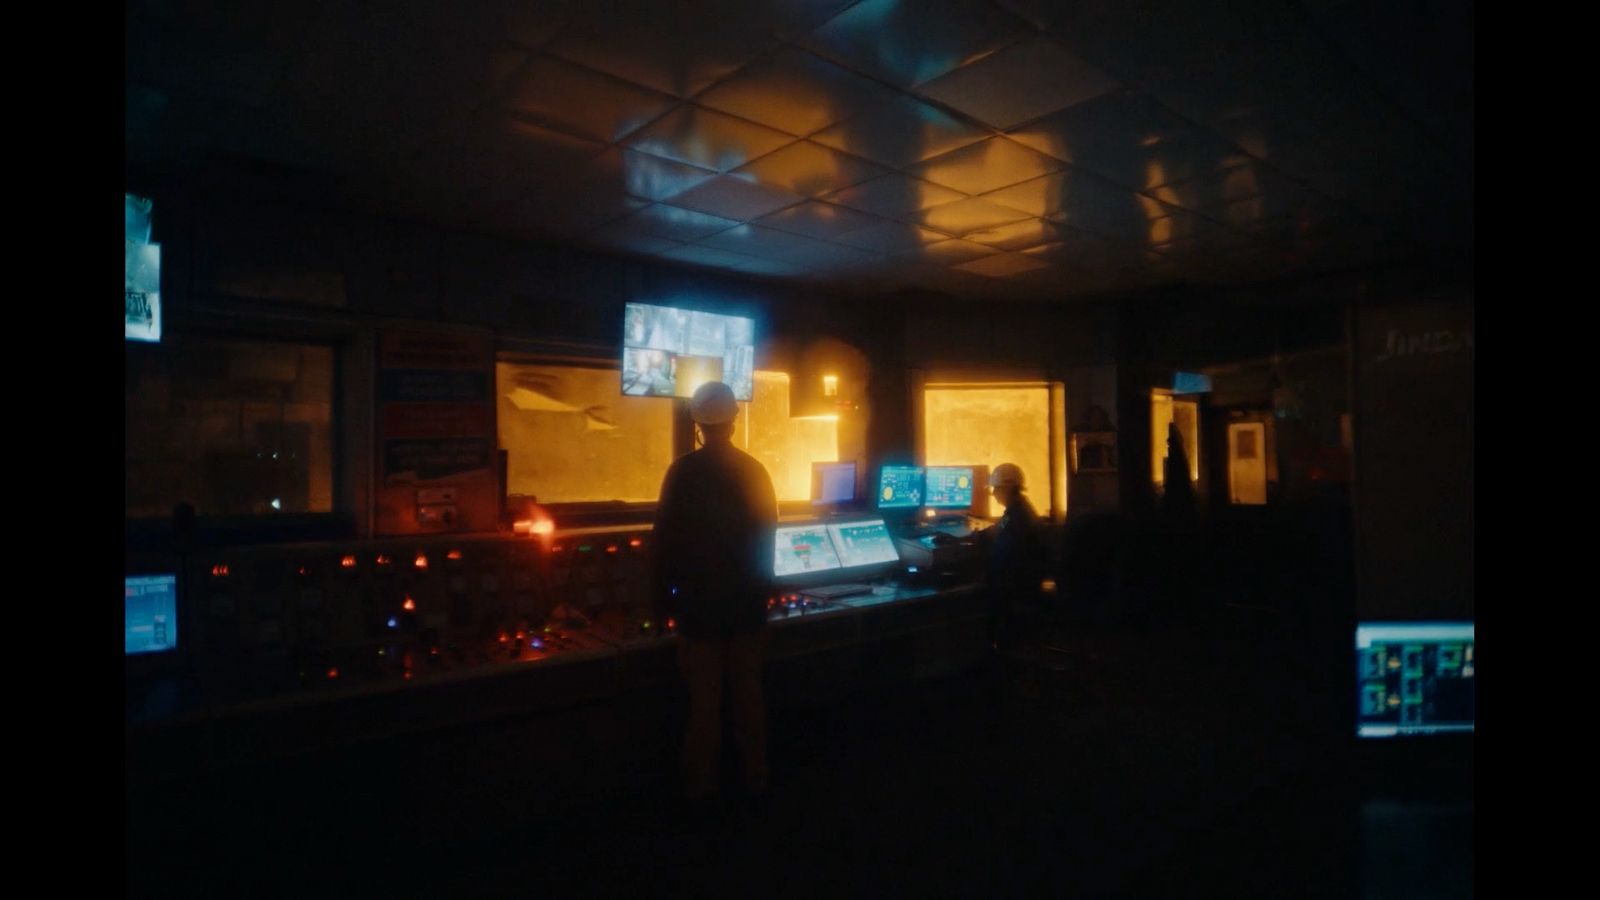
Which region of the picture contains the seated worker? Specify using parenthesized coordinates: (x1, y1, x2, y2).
(651, 381, 778, 805)
(983, 463, 1048, 652)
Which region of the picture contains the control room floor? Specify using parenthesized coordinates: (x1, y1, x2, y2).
(127, 609, 1472, 899)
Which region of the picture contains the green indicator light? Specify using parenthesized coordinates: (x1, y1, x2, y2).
(578, 544, 593, 553)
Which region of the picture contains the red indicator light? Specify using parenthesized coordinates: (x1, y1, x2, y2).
(515, 631, 526, 641)
(666, 618, 676, 630)
(606, 544, 619, 554)
(629, 538, 643, 548)
(340, 555, 357, 569)
(402, 597, 416, 612)
(375, 554, 391, 567)
(446, 549, 462, 561)
(326, 668, 339, 680)
(498, 633, 509, 644)
(414, 554, 428, 570)
(403, 671, 413, 680)
(552, 545, 565, 553)
(429, 647, 439, 656)
(297, 566, 309, 577)
(211, 564, 230, 578)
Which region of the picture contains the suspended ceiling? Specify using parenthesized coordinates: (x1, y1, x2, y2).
(125, 0, 1474, 302)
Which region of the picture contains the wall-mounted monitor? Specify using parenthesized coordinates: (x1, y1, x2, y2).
(1356, 622, 1474, 738)
(126, 574, 178, 655)
(877, 465, 924, 509)
(925, 465, 975, 509)
(125, 193, 161, 343)
(621, 302, 754, 400)
(773, 523, 844, 578)
(811, 461, 858, 506)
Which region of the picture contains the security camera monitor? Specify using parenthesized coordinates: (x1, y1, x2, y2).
(876, 465, 924, 509)
(812, 461, 858, 506)
(925, 466, 975, 509)
(1356, 622, 1475, 738)
(126, 574, 179, 655)
(825, 518, 902, 571)
(773, 523, 844, 579)
(621, 302, 754, 400)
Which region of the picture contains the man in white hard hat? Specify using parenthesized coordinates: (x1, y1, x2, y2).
(984, 463, 1047, 652)
(652, 381, 778, 808)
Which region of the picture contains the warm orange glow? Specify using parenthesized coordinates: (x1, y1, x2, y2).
(375, 554, 391, 567)
(402, 596, 416, 611)
(498, 633, 509, 643)
(211, 564, 230, 578)
(326, 668, 339, 680)
(297, 566, 308, 577)
(732, 371, 838, 502)
(341, 555, 357, 569)
(925, 385, 1051, 517)
(822, 374, 838, 397)
(552, 544, 565, 553)
(666, 618, 676, 630)
(1151, 394, 1200, 488)
(531, 519, 555, 536)
(404, 671, 413, 680)
(606, 544, 619, 554)
(413, 553, 428, 570)
(446, 549, 462, 561)
(629, 537, 643, 548)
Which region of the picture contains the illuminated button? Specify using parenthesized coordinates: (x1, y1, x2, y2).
(578, 544, 593, 553)
(211, 564, 230, 578)
(386, 617, 399, 629)
(340, 555, 357, 569)
(629, 538, 643, 549)
(414, 553, 429, 570)
(375, 554, 392, 568)
(402, 596, 416, 612)
(446, 549, 463, 561)
(326, 667, 339, 680)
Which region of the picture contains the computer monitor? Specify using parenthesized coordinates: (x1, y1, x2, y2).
(825, 518, 902, 571)
(621, 302, 755, 400)
(1355, 622, 1474, 738)
(925, 466, 975, 509)
(812, 461, 858, 506)
(126, 573, 179, 655)
(773, 523, 844, 579)
(877, 465, 924, 509)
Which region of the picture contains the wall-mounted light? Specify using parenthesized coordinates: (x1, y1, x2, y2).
(822, 374, 838, 397)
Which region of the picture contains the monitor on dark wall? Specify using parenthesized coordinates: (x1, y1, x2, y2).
(621, 302, 754, 400)
(125, 193, 161, 343)
(1356, 622, 1474, 738)
(876, 465, 924, 509)
(924, 465, 975, 509)
(812, 461, 858, 506)
(126, 573, 179, 655)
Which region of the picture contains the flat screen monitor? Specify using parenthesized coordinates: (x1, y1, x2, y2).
(812, 461, 857, 506)
(773, 523, 844, 578)
(925, 466, 975, 509)
(877, 465, 924, 509)
(125, 193, 161, 343)
(126, 574, 179, 655)
(1356, 622, 1474, 738)
(621, 302, 754, 400)
(826, 518, 902, 570)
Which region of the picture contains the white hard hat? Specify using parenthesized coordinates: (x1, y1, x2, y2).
(689, 381, 739, 425)
(989, 463, 1026, 490)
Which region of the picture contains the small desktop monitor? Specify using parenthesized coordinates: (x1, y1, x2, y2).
(925, 466, 975, 509)
(126, 573, 179, 655)
(877, 465, 925, 509)
(826, 518, 902, 570)
(1355, 622, 1474, 738)
(812, 461, 858, 506)
(773, 523, 844, 579)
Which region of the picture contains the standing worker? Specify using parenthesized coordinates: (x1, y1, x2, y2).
(652, 381, 778, 809)
(984, 463, 1048, 653)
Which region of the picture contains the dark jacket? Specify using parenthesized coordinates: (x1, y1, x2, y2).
(651, 441, 777, 639)
(986, 494, 1048, 608)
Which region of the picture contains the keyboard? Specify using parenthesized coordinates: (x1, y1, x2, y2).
(800, 582, 874, 600)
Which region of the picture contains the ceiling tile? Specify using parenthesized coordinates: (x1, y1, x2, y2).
(700, 224, 857, 267)
(504, 54, 678, 143)
(658, 242, 776, 274)
(915, 35, 1120, 130)
(544, 3, 778, 97)
(623, 105, 798, 172)
(824, 174, 967, 221)
(811, 94, 991, 169)
(912, 137, 1066, 195)
(964, 218, 1070, 251)
(803, 0, 1034, 89)
(665, 175, 806, 221)
(584, 148, 720, 202)
(832, 221, 947, 255)
(952, 252, 1053, 278)
(695, 46, 899, 136)
(609, 203, 743, 242)
(755, 201, 885, 240)
(918, 238, 1002, 266)
(733, 141, 888, 198)
(915, 197, 1033, 236)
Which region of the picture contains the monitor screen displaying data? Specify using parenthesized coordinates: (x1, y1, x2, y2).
(826, 519, 901, 569)
(877, 465, 924, 509)
(126, 574, 178, 655)
(925, 466, 975, 508)
(1355, 622, 1474, 738)
(773, 524, 844, 578)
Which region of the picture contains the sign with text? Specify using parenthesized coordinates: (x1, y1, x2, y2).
(375, 330, 497, 535)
